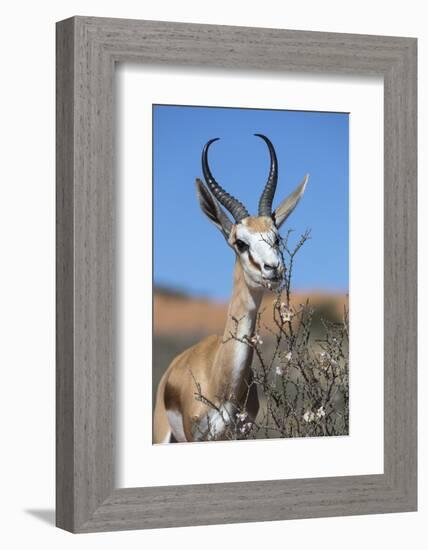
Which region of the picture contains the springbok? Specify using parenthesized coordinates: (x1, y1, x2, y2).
(153, 134, 308, 443)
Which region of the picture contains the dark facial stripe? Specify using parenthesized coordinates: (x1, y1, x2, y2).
(247, 250, 262, 272)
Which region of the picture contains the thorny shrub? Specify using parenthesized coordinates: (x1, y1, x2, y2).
(192, 230, 349, 441)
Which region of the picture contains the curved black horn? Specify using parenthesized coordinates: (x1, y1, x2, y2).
(255, 134, 278, 217)
(202, 138, 249, 223)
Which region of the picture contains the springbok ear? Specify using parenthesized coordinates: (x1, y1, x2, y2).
(195, 178, 232, 239)
(273, 174, 309, 229)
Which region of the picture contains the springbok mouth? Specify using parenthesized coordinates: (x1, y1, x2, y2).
(265, 275, 281, 282)
(262, 277, 282, 289)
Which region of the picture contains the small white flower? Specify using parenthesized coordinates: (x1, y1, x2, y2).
(250, 333, 263, 346)
(239, 422, 252, 434)
(275, 365, 284, 376)
(316, 406, 326, 419)
(303, 410, 315, 423)
(279, 303, 294, 323)
(285, 351, 292, 362)
(236, 411, 248, 422)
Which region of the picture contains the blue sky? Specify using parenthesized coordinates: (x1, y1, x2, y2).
(153, 105, 349, 301)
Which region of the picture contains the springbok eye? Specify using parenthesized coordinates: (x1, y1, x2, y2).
(235, 239, 249, 253)
(274, 236, 280, 247)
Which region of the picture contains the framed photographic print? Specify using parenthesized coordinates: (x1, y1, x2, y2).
(56, 16, 417, 532)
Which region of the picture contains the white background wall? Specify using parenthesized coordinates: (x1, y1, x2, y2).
(0, 1, 425, 548)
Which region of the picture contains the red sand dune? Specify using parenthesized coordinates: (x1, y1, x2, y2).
(154, 289, 348, 335)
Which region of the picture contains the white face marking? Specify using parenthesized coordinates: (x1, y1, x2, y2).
(166, 409, 187, 442)
(233, 219, 284, 289)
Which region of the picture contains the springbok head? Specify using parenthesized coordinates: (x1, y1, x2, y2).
(196, 134, 309, 290)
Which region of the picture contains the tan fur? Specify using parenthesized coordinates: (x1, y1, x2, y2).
(153, 260, 261, 443)
(153, 371, 172, 443)
(241, 216, 274, 233)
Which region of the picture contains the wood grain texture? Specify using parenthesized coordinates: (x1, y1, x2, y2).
(56, 16, 417, 533)
(56, 18, 75, 532)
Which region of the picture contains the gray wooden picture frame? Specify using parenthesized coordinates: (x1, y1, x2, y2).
(56, 16, 417, 533)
